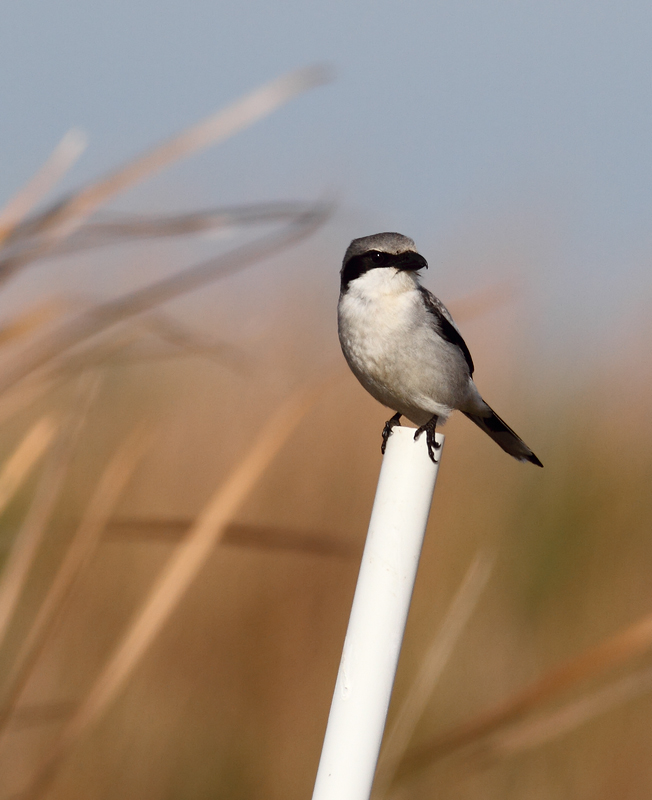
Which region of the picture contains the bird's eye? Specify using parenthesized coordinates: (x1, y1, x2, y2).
(370, 251, 383, 261)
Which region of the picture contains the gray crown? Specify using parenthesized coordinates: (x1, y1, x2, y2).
(343, 232, 417, 265)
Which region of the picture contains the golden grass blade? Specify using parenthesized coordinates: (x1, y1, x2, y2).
(0, 378, 56, 429)
(0, 302, 64, 348)
(0, 203, 330, 395)
(106, 517, 357, 559)
(0, 426, 152, 738)
(0, 376, 99, 651)
(17, 381, 322, 800)
(49, 66, 329, 233)
(0, 130, 86, 246)
(373, 553, 493, 798)
(0, 417, 57, 518)
(483, 665, 652, 760)
(9, 701, 76, 731)
(397, 607, 652, 780)
(1, 65, 330, 268)
(45, 329, 145, 376)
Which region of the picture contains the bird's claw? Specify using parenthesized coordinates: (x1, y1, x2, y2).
(414, 415, 440, 463)
(381, 412, 402, 454)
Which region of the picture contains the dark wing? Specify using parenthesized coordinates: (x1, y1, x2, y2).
(418, 285, 474, 375)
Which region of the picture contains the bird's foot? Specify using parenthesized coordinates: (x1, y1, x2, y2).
(414, 415, 440, 463)
(381, 412, 403, 454)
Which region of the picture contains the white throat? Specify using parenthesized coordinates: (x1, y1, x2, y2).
(344, 268, 419, 302)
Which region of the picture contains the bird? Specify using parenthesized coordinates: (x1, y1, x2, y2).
(337, 232, 542, 467)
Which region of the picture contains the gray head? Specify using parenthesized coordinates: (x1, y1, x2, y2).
(343, 232, 417, 263)
(341, 232, 427, 291)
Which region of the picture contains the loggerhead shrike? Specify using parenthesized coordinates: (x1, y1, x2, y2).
(337, 232, 542, 466)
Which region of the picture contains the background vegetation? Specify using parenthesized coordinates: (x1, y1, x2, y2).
(0, 69, 651, 800)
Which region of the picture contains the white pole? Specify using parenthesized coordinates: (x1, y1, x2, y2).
(311, 426, 443, 800)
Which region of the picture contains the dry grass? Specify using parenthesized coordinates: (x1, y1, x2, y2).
(0, 376, 98, 651)
(0, 66, 651, 800)
(373, 552, 494, 798)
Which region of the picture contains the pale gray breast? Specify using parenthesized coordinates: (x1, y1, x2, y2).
(338, 287, 471, 416)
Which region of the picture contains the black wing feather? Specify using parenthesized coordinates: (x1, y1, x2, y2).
(418, 285, 474, 375)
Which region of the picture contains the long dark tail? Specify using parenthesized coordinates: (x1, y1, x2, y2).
(463, 406, 543, 467)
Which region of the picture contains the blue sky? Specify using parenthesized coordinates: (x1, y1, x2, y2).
(1, 1, 651, 356)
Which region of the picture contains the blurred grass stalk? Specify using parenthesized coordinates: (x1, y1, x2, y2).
(0, 64, 332, 396)
(0, 416, 57, 518)
(0, 65, 331, 279)
(0, 129, 87, 246)
(0, 64, 334, 797)
(0, 200, 330, 397)
(18, 381, 324, 800)
(396, 606, 652, 782)
(482, 663, 652, 760)
(107, 517, 357, 559)
(373, 552, 493, 799)
(0, 423, 153, 739)
(0, 375, 99, 651)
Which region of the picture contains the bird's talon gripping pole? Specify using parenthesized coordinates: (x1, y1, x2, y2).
(381, 412, 403, 454)
(413, 414, 440, 464)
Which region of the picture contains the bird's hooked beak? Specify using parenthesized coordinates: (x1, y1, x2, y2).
(395, 252, 428, 272)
